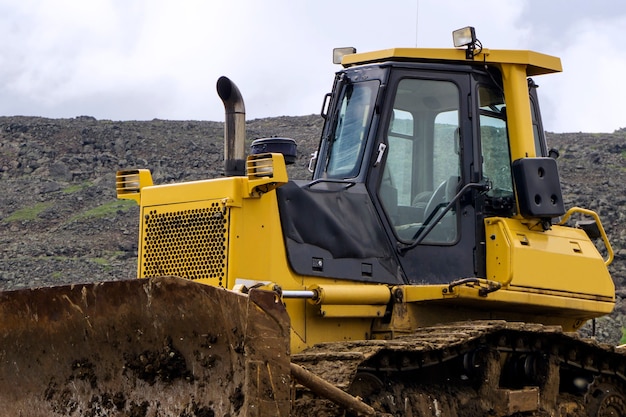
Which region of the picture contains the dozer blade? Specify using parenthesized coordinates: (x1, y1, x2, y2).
(0, 276, 291, 417)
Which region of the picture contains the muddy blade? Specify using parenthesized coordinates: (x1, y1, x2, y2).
(0, 276, 291, 417)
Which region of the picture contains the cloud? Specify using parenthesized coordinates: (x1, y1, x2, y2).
(509, 1, 626, 132)
(539, 16, 626, 132)
(0, 0, 624, 132)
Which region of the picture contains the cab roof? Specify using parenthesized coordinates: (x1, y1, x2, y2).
(341, 48, 562, 77)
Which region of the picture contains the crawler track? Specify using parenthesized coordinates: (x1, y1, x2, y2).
(291, 321, 626, 416)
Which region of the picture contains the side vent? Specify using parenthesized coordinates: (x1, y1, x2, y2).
(140, 202, 229, 287)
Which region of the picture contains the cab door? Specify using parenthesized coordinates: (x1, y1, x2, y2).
(372, 68, 478, 284)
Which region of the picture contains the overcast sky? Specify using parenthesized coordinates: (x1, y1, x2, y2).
(1, 0, 624, 133)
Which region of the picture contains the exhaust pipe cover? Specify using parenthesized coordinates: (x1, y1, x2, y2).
(217, 76, 246, 176)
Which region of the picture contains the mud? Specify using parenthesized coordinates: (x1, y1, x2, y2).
(291, 321, 626, 417)
(124, 337, 193, 385)
(0, 277, 291, 417)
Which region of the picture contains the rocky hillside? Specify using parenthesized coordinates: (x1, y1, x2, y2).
(0, 116, 321, 288)
(0, 115, 625, 342)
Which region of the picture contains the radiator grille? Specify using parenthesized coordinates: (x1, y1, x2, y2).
(141, 202, 228, 286)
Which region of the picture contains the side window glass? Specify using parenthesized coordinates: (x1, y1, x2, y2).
(387, 109, 414, 206)
(478, 85, 515, 213)
(480, 115, 511, 193)
(434, 110, 460, 187)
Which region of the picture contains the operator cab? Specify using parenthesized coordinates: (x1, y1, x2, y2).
(281, 27, 563, 285)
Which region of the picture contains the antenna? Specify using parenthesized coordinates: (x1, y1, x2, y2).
(415, 0, 419, 47)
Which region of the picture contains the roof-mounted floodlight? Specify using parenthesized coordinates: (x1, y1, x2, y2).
(333, 47, 357, 64)
(453, 26, 481, 59)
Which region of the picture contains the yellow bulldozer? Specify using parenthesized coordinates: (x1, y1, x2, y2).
(0, 27, 624, 416)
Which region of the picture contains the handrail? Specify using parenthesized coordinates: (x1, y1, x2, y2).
(557, 207, 614, 266)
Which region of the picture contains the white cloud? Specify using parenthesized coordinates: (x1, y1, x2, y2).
(416, 0, 529, 48)
(0, 0, 624, 132)
(536, 16, 626, 132)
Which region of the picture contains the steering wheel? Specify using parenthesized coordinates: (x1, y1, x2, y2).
(423, 179, 448, 224)
(425, 176, 461, 222)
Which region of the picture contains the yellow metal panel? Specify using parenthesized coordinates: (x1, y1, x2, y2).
(227, 189, 292, 288)
(485, 217, 615, 298)
(140, 177, 245, 207)
(485, 219, 513, 285)
(341, 48, 562, 75)
(401, 285, 450, 302)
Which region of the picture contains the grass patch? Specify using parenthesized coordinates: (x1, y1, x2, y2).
(91, 258, 110, 266)
(4, 202, 52, 222)
(90, 257, 113, 272)
(71, 200, 136, 222)
(62, 181, 93, 194)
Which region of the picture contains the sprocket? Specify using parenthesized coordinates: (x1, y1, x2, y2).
(584, 376, 626, 417)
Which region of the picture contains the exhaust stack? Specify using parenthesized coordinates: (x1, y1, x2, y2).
(216, 76, 246, 176)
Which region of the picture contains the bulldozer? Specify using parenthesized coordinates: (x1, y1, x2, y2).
(0, 27, 624, 416)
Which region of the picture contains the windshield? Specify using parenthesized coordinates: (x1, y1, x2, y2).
(326, 80, 379, 178)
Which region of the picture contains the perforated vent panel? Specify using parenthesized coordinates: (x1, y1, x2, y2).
(141, 202, 228, 286)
